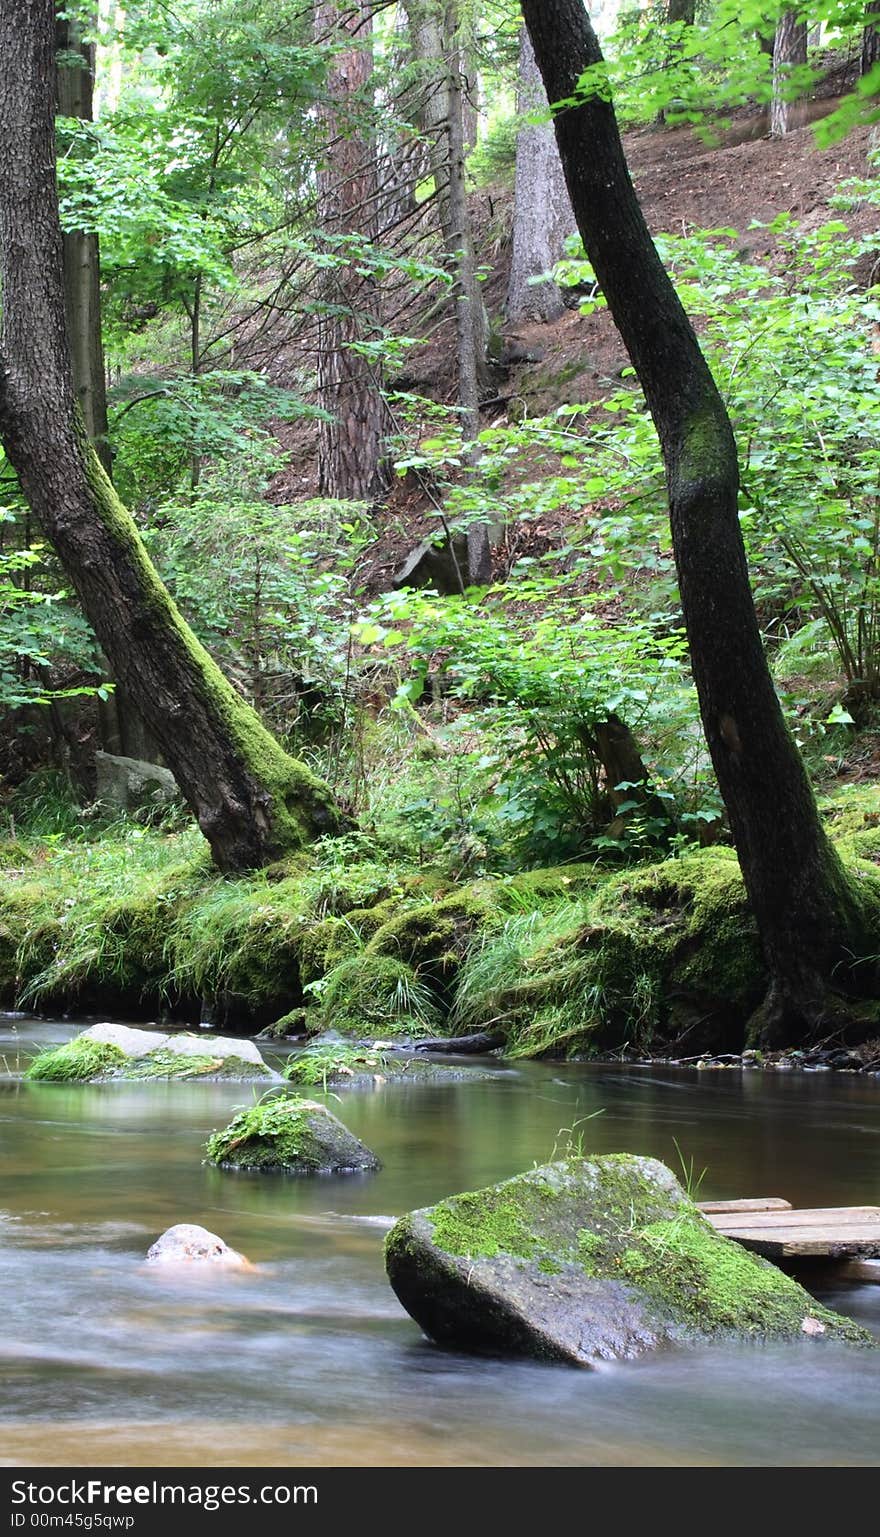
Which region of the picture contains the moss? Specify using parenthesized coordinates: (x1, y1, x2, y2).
(368, 889, 496, 971)
(284, 1043, 396, 1087)
(122, 1049, 263, 1080)
(25, 1036, 127, 1082)
(314, 953, 443, 1036)
(452, 849, 765, 1059)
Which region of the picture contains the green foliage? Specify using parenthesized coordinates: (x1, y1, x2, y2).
(142, 476, 373, 743)
(0, 509, 103, 710)
(358, 587, 717, 865)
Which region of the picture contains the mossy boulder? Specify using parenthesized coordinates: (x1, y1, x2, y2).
(283, 1042, 507, 1089)
(385, 1154, 871, 1366)
(204, 1094, 380, 1174)
(25, 1022, 276, 1082)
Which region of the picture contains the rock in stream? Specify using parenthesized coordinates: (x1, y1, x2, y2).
(385, 1153, 871, 1366)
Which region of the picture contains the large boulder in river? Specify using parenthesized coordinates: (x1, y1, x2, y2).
(385, 1154, 870, 1365)
(204, 1094, 380, 1174)
(145, 1224, 250, 1269)
(25, 1022, 276, 1082)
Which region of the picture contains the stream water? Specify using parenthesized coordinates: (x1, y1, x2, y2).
(2, 1016, 879, 1467)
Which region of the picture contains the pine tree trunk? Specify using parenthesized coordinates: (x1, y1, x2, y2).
(771, 13, 808, 138)
(403, 0, 489, 391)
(520, 0, 877, 1046)
(507, 27, 574, 325)
(445, 7, 492, 584)
(54, 5, 111, 477)
(862, 1, 880, 75)
(315, 0, 387, 504)
(0, 0, 341, 871)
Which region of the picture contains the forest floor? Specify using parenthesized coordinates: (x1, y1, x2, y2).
(270, 99, 878, 594)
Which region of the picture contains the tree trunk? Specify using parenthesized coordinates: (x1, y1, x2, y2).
(770, 13, 808, 138)
(54, 4, 111, 477)
(403, 0, 489, 392)
(667, 0, 696, 22)
(862, 1, 880, 76)
(444, 7, 491, 584)
(520, 0, 877, 1046)
(315, 0, 387, 504)
(507, 27, 574, 325)
(0, 0, 341, 871)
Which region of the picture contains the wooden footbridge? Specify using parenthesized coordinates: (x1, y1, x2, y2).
(698, 1198, 880, 1278)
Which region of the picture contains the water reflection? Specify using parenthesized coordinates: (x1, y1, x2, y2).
(1, 1017, 879, 1466)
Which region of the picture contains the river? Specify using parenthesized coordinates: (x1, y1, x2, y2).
(2, 1016, 879, 1466)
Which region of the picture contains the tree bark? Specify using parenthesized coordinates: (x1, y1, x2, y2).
(0, 0, 341, 871)
(770, 13, 808, 138)
(54, 4, 111, 477)
(667, 0, 696, 21)
(862, 0, 880, 76)
(520, 0, 877, 1046)
(507, 27, 574, 325)
(315, 0, 388, 504)
(403, 0, 489, 394)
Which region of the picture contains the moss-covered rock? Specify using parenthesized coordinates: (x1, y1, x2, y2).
(204, 1094, 380, 1173)
(25, 1023, 276, 1082)
(283, 1042, 507, 1089)
(385, 1154, 871, 1365)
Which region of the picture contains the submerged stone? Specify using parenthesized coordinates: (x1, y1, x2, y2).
(25, 1022, 276, 1082)
(385, 1154, 871, 1366)
(204, 1094, 381, 1174)
(145, 1223, 250, 1269)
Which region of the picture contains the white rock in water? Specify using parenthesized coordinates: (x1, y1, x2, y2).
(86, 1022, 170, 1056)
(145, 1223, 250, 1268)
(79, 1022, 272, 1074)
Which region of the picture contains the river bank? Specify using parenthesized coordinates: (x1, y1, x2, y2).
(2, 780, 880, 1060)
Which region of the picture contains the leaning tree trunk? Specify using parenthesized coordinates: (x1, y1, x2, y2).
(862, 0, 880, 75)
(54, 4, 111, 477)
(770, 12, 808, 138)
(520, 0, 877, 1046)
(0, 0, 341, 871)
(315, 0, 387, 503)
(507, 27, 574, 325)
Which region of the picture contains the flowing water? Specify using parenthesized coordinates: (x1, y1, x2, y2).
(2, 1016, 879, 1467)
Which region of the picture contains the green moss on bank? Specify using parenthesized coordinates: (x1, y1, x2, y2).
(5, 782, 880, 1057)
(25, 1036, 127, 1082)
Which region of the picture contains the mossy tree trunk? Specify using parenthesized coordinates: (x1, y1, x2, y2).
(520, 0, 878, 1045)
(0, 0, 341, 871)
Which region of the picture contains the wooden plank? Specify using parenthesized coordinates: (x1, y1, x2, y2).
(707, 1223, 880, 1259)
(706, 1205, 878, 1229)
(698, 1198, 792, 1214)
